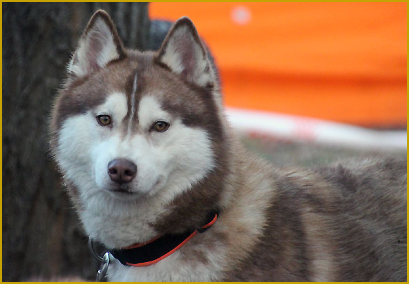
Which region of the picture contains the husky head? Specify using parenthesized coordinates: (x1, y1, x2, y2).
(50, 10, 230, 248)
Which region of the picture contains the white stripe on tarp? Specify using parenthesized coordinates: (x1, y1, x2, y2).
(225, 107, 407, 151)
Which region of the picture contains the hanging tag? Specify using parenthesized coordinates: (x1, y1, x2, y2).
(96, 252, 110, 282)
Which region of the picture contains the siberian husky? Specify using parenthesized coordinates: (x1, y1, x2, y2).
(50, 10, 407, 281)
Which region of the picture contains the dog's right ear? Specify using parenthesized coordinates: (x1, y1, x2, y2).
(68, 10, 125, 78)
(155, 17, 216, 89)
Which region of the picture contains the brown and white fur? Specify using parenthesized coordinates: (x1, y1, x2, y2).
(50, 10, 407, 281)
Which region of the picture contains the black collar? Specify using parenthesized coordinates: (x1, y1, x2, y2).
(110, 210, 219, 267)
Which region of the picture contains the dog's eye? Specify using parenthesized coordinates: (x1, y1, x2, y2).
(152, 121, 169, 132)
(97, 115, 112, 126)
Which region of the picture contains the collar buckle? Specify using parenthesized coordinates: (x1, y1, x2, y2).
(96, 252, 110, 282)
(88, 238, 111, 281)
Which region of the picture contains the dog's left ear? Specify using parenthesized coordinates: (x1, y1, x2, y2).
(156, 17, 216, 89)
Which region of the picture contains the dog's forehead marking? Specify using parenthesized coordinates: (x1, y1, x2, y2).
(126, 73, 138, 138)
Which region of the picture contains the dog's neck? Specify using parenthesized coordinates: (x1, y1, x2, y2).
(108, 210, 219, 267)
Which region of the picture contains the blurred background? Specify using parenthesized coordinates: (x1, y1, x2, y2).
(2, 2, 406, 281)
(151, 2, 407, 128)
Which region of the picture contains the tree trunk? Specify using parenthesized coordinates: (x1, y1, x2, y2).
(2, 3, 150, 281)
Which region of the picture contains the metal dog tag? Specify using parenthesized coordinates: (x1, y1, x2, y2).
(96, 252, 110, 282)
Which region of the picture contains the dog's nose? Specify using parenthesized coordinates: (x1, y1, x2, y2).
(107, 159, 137, 184)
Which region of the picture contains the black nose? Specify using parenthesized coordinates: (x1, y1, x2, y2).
(107, 159, 137, 184)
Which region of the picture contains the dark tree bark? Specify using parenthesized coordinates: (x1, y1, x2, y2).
(2, 3, 150, 281)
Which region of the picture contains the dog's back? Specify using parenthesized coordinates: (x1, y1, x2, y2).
(225, 157, 406, 281)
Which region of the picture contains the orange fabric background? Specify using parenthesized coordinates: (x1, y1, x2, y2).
(150, 2, 407, 127)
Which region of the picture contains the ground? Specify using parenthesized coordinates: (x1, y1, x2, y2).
(241, 134, 406, 168)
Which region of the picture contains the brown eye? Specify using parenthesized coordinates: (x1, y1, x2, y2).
(152, 121, 169, 132)
(97, 115, 112, 126)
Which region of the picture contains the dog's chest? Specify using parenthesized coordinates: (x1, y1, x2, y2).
(107, 250, 222, 281)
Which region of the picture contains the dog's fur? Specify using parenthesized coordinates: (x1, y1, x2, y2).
(50, 10, 407, 281)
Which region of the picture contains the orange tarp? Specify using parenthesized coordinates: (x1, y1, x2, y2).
(150, 3, 407, 127)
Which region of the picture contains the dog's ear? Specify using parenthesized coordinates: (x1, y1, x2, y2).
(68, 10, 125, 77)
(156, 17, 216, 89)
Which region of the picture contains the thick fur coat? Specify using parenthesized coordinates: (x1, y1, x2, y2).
(50, 10, 407, 281)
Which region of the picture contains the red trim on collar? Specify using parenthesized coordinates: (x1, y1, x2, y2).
(111, 212, 219, 267)
(126, 231, 198, 267)
(202, 213, 218, 229)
